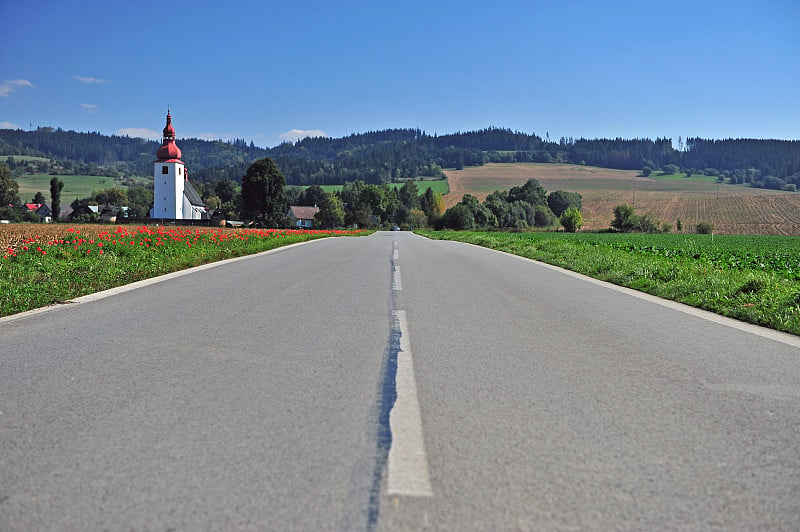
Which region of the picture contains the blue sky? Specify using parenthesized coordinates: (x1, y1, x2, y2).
(1, 0, 797, 148)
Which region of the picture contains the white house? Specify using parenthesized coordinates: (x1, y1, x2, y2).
(287, 206, 320, 228)
(150, 112, 207, 220)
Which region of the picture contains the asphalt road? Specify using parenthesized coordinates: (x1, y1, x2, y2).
(1, 231, 799, 530)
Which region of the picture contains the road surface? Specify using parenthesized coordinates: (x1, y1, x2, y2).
(1, 231, 799, 530)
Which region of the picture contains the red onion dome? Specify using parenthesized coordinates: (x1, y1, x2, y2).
(157, 140, 182, 161)
(156, 112, 182, 161)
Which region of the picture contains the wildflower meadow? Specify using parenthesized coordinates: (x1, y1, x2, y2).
(1, 224, 366, 317)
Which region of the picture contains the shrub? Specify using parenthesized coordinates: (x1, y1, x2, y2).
(696, 222, 714, 234)
(560, 207, 583, 233)
(533, 205, 556, 227)
(611, 204, 637, 232)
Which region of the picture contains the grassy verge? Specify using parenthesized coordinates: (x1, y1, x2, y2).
(1, 224, 368, 317)
(417, 230, 800, 336)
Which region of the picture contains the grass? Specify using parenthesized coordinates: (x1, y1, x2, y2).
(15, 174, 154, 205)
(648, 172, 719, 182)
(0, 224, 368, 317)
(417, 230, 800, 336)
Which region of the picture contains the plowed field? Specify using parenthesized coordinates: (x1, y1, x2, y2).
(444, 163, 800, 235)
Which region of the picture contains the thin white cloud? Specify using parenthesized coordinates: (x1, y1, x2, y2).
(74, 76, 110, 84)
(0, 121, 19, 129)
(116, 127, 161, 140)
(80, 103, 98, 112)
(0, 79, 35, 97)
(280, 128, 327, 142)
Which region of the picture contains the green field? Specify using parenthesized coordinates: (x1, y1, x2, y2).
(418, 230, 800, 336)
(315, 179, 449, 196)
(14, 174, 153, 204)
(648, 172, 719, 182)
(4, 155, 51, 164)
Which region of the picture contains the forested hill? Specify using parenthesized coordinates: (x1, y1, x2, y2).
(1, 126, 799, 188)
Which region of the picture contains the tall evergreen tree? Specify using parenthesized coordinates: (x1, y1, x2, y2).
(398, 179, 420, 210)
(49, 177, 63, 221)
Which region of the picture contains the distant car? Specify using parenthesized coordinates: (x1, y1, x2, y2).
(391, 226, 400, 231)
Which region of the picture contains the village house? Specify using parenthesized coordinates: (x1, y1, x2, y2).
(23, 203, 52, 222)
(286, 206, 320, 228)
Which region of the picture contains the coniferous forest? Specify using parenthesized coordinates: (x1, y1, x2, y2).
(1, 126, 799, 190)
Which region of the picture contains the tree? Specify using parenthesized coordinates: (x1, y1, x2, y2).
(49, 177, 64, 221)
(507, 178, 547, 206)
(641, 166, 652, 177)
(439, 203, 475, 230)
(314, 192, 345, 228)
(533, 204, 556, 227)
(241, 158, 287, 226)
(397, 179, 420, 210)
(32, 191, 46, 204)
(430, 191, 445, 217)
(127, 185, 154, 218)
(548, 190, 582, 217)
(560, 207, 582, 232)
(460, 194, 497, 228)
(94, 187, 127, 206)
(407, 209, 427, 228)
(611, 204, 637, 232)
(663, 164, 680, 175)
(299, 184, 327, 207)
(215, 179, 238, 203)
(0, 163, 20, 207)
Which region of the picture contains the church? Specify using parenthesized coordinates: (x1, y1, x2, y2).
(150, 112, 208, 220)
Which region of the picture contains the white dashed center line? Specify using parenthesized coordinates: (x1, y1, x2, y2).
(387, 310, 433, 497)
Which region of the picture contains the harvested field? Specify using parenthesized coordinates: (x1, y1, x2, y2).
(444, 163, 800, 235)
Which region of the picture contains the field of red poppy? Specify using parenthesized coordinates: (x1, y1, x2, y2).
(0, 223, 366, 317)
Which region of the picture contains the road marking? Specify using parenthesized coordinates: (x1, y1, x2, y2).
(392, 267, 403, 291)
(387, 310, 433, 497)
(393, 249, 399, 260)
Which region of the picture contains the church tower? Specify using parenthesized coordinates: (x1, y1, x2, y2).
(151, 111, 186, 219)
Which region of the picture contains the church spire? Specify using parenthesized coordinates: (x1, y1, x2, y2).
(156, 111, 181, 161)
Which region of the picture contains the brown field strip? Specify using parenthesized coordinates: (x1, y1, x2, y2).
(444, 163, 800, 235)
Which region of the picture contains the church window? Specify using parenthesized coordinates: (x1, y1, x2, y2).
(162, 166, 168, 174)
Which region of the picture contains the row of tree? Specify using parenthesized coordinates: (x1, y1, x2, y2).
(437, 179, 583, 232)
(236, 158, 447, 228)
(3, 127, 798, 187)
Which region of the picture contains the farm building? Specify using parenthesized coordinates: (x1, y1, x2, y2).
(287, 206, 320, 228)
(150, 112, 208, 220)
(23, 203, 52, 222)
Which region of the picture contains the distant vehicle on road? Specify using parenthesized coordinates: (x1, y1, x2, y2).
(391, 226, 400, 231)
